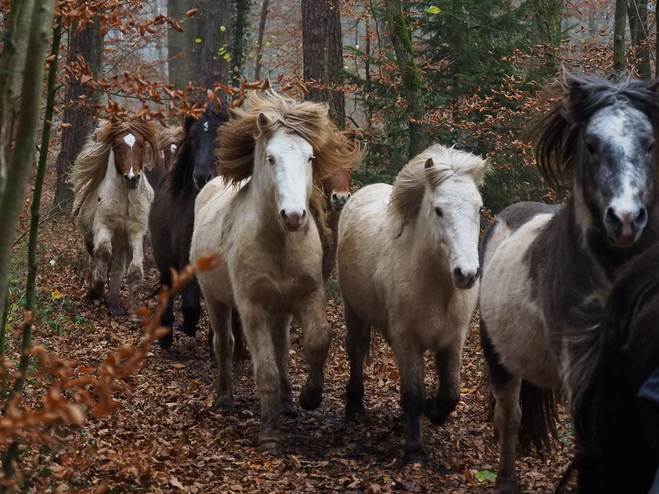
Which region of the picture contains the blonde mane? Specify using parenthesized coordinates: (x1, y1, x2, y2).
(216, 90, 363, 239)
(69, 118, 159, 219)
(159, 124, 184, 151)
(389, 144, 488, 231)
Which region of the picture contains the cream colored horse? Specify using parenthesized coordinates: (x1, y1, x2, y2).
(70, 118, 158, 316)
(337, 144, 489, 466)
(190, 91, 362, 451)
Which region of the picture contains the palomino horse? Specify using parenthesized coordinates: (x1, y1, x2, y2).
(337, 144, 490, 465)
(564, 242, 659, 494)
(190, 91, 362, 451)
(479, 75, 659, 494)
(71, 118, 159, 316)
(149, 105, 230, 350)
(321, 168, 351, 280)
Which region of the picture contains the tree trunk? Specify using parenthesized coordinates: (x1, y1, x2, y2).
(301, 0, 345, 127)
(0, 0, 57, 371)
(53, 9, 104, 210)
(230, 0, 252, 87)
(0, 0, 36, 197)
(381, 0, 427, 158)
(614, 0, 629, 74)
(531, 0, 564, 75)
(628, 0, 651, 79)
(167, 0, 190, 88)
(12, 18, 62, 400)
(254, 0, 270, 81)
(200, 0, 232, 92)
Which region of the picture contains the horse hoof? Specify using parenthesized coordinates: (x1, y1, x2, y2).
(345, 403, 366, 421)
(299, 384, 322, 410)
(495, 476, 520, 494)
(403, 450, 429, 468)
(180, 320, 198, 337)
(424, 398, 452, 426)
(258, 438, 279, 453)
(86, 288, 103, 302)
(214, 395, 234, 412)
(158, 329, 174, 349)
(281, 401, 298, 417)
(107, 304, 123, 317)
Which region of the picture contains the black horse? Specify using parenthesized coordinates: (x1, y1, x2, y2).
(149, 105, 230, 352)
(564, 242, 659, 494)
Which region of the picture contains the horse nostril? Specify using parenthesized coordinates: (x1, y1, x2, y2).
(605, 206, 619, 226)
(331, 193, 338, 201)
(475, 267, 480, 280)
(300, 210, 307, 222)
(279, 209, 288, 221)
(636, 206, 648, 227)
(453, 267, 465, 281)
(347, 192, 351, 198)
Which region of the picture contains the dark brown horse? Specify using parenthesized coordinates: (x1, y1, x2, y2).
(321, 168, 351, 280)
(149, 105, 230, 351)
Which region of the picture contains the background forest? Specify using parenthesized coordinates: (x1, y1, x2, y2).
(0, 0, 655, 491)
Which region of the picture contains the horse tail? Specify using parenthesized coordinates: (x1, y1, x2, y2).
(518, 379, 559, 455)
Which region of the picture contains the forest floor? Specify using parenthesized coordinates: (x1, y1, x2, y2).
(5, 174, 576, 493)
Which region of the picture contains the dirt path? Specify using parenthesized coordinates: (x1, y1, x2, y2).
(10, 215, 575, 493)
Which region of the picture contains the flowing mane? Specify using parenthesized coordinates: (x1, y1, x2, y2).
(159, 124, 184, 153)
(533, 74, 659, 192)
(70, 118, 159, 219)
(389, 144, 488, 232)
(216, 90, 363, 240)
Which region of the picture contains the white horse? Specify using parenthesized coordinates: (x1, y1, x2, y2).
(190, 91, 362, 451)
(70, 118, 159, 316)
(337, 144, 490, 466)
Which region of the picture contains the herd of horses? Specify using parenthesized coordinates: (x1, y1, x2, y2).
(68, 76, 659, 493)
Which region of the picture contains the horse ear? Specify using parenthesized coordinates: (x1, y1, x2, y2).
(424, 158, 434, 170)
(472, 157, 491, 187)
(565, 76, 587, 104)
(257, 112, 274, 132)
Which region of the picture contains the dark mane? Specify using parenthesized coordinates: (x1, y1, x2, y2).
(166, 106, 230, 194)
(532, 74, 659, 192)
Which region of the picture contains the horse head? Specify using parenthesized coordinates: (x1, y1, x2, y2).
(113, 130, 147, 190)
(187, 105, 228, 190)
(324, 169, 352, 211)
(422, 152, 489, 290)
(536, 75, 659, 249)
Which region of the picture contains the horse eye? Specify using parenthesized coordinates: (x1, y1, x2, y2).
(586, 143, 596, 155)
(309, 155, 315, 163)
(648, 142, 655, 154)
(434, 206, 443, 217)
(266, 156, 274, 165)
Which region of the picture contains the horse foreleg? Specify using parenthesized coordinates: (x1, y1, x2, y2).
(272, 315, 296, 417)
(88, 227, 112, 300)
(107, 247, 127, 317)
(295, 289, 332, 411)
(392, 339, 428, 467)
(493, 376, 522, 494)
(157, 270, 175, 349)
(425, 341, 464, 425)
(126, 232, 145, 313)
(344, 301, 370, 420)
(207, 302, 234, 411)
(180, 277, 201, 337)
(239, 306, 280, 451)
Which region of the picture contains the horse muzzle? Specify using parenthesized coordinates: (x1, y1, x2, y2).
(453, 266, 479, 290)
(193, 167, 216, 190)
(279, 208, 307, 232)
(123, 174, 140, 190)
(331, 192, 351, 211)
(604, 205, 647, 247)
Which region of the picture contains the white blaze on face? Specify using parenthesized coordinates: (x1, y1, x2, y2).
(128, 166, 135, 179)
(170, 144, 177, 153)
(124, 133, 136, 148)
(204, 122, 209, 132)
(267, 132, 313, 219)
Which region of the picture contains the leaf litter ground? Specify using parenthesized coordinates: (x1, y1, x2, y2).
(10, 179, 576, 492)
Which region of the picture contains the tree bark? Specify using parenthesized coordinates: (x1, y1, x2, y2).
(381, 0, 427, 158)
(254, 0, 270, 81)
(531, 0, 564, 75)
(230, 0, 252, 87)
(301, 0, 345, 127)
(614, 0, 629, 74)
(200, 0, 232, 91)
(168, 0, 191, 88)
(628, 0, 651, 79)
(0, 0, 57, 365)
(0, 0, 36, 197)
(53, 9, 104, 210)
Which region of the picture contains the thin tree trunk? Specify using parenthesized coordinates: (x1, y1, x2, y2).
(531, 0, 564, 74)
(200, 0, 232, 92)
(628, 0, 651, 79)
(12, 19, 62, 399)
(254, 0, 270, 81)
(381, 0, 427, 158)
(0, 0, 56, 394)
(614, 0, 629, 74)
(167, 0, 190, 88)
(0, 0, 36, 197)
(365, 17, 372, 129)
(230, 0, 251, 87)
(301, 0, 345, 127)
(656, 0, 659, 78)
(53, 9, 104, 210)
